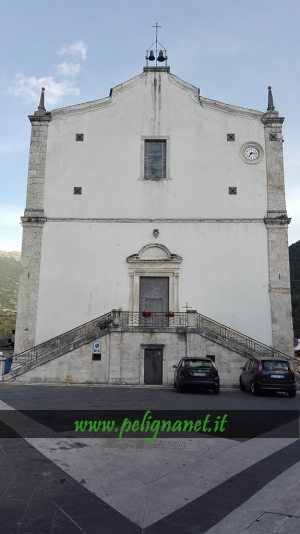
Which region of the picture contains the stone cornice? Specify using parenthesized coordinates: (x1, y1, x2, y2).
(28, 112, 52, 123)
(143, 66, 170, 73)
(264, 216, 291, 227)
(44, 217, 265, 223)
(261, 112, 284, 126)
(21, 217, 47, 226)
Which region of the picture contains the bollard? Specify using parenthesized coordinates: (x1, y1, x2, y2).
(0, 354, 6, 380)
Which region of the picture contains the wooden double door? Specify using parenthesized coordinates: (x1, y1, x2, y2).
(139, 277, 169, 326)
(144, 348, 163, 384)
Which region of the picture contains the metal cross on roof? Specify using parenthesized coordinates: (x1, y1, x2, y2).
(182, 302, 192, 311)
(153, 22, 161, 42)
(146, 23, 167, 66)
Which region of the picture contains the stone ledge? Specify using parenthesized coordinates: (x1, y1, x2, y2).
(143, 66, 170, 73)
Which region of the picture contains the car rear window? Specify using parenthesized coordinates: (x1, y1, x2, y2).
(262, 360, 289, 371)
(184, 360, 213, 368)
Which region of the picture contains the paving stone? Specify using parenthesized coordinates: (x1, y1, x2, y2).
(248, 512, 288, 532)
(51, 521, 83, 534)
(277, 516, 300, 533)
(144, 509, 218, 534)
(60, 497, 112, 518)
(49, 486, 95, 506)
(51, 509, 83, 533)
(203, 514, 263, 534)
(2, 477, 35, 501)
(71, 508, 141, 534)
(0, 509, 24, 534)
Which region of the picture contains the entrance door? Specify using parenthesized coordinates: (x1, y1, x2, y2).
(139, 277, 169, 326)
(144, 349, 163, 384)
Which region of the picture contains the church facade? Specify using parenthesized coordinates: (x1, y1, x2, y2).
(13, 63, 294, 384)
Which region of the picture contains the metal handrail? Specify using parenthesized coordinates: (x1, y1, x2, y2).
(119, 311, 186, 327)
(10, 309, 299, 375)
(197, 312, 299, 369)
(11, 312, 112, 370)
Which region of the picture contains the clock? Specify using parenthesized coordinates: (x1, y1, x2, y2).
(239, 142, 263, 164)
(244, 146, 259, 161)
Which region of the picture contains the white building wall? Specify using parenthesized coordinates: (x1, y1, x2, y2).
(18, 68, 285, 357)
(35, 220, 272, 346)
(44, 71, 267, 220)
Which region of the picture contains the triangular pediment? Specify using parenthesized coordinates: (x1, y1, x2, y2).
(51, 68, 263, 119)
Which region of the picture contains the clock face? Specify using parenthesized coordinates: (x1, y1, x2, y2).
(244, 146, 259, 161)
(239, 142, 263, 164)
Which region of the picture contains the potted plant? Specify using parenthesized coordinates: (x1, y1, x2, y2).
(142, 311, 152, 318)
(98, 318, 112, 330)
(165, 311, 175, 318)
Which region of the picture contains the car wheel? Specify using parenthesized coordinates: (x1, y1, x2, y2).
(239, 377, 246, 391)
(288, 390, 297, 398)
(250, 380, 258, 396)
(213, 386, 220, 395)
(177, 382, 183, 393)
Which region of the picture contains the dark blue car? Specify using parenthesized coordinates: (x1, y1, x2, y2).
(239, 357, 297, 397)
(173, 357, 220, 394)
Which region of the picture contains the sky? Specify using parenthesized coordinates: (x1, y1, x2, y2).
(0, 0, 300, 251)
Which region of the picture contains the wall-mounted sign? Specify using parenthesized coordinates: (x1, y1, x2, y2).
(93, 342, 101, 353)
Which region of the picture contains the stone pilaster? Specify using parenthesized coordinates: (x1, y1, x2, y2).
(262, 94, 294, 356)
(14, 90, 51, 353)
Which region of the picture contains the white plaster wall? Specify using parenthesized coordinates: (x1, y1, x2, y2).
(35, 220, 272, 346)
(30, 69, 272, 351)
(44, 71, 267, 220)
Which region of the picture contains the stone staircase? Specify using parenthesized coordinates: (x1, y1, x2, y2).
(2, 312, 112, 381)
(2, 310, 299, 381)
(196, 313, 299, 372)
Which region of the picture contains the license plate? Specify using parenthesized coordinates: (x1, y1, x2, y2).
(193, 372, 207, 376)
(270, 375, 285, 379)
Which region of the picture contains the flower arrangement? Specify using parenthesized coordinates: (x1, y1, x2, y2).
(97, 318, 112, 329)
(165, 311, 175, 318)
(142, 311, 152, 318)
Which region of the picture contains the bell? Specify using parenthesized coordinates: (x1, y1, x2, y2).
(157, 50, 165, 62)
(148, 50, 155, 61)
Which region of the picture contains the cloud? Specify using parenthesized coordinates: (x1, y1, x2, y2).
(58, 40, 87, 60)
(8, 74, 80, 106)
(56, 62, 81, 77)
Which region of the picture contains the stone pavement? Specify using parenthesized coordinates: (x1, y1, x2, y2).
(0, 388, 300, 533)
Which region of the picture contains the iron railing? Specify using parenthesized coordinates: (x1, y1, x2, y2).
(197, 312, 299, 371)
(8, 309, 299, 376)
(119, 311, 186, 327)
(11, 312, 112, 371)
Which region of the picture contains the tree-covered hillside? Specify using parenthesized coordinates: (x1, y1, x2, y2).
(0, 251, 21, 344)
(289, 240, 300, 338)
